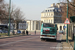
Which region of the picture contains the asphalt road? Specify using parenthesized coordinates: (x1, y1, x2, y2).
(0, 33, 62, 50)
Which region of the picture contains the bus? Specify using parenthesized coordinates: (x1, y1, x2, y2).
(40, 23, 58, 41)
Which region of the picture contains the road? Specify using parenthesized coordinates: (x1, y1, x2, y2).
(0, 32, 62, 50)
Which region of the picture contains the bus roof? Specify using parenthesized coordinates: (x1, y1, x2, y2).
(42, 23, 55, 24)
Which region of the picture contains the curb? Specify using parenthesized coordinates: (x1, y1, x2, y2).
(0, 34, 31, 39)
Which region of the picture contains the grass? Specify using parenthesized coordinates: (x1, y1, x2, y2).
(0, 33, 8, 36)
(0, 33, 31, 37)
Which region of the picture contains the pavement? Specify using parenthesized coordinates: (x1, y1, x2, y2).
(61, 34, 73, 50)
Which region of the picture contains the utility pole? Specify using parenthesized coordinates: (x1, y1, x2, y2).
(8, 0, 11, 36)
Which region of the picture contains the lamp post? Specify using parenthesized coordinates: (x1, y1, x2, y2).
(8, 0, 11, 36)
(66, 0, 69, 43)
(67, 0, 75, 50)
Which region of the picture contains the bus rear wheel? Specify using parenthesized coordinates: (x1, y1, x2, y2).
(41, 38, 45, 41)
(54, 39, 56, 42)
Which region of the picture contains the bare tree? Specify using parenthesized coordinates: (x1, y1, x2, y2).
(0, 0, 25, 32)
(0, 0, 3, 2)
(0, 0, 10, 20)
(12, 8, 24, 21)
(11, 8, 25, 31)
(60, 0, 74, 22)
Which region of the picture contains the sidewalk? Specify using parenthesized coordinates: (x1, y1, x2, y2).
(61, 34, 73, 50)
(70, 42, 74, 48)
(69, 37, 74, 50)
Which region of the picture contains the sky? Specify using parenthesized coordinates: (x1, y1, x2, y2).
(5, 0, 60, 20)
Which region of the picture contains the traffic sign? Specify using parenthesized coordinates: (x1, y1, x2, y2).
(64, 18, 70, 24)
(64, 26, 67, 28)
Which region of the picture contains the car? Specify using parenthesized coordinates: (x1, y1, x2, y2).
(3, 30, 8, 33)
(59, 30, 64, 34)
(17, 30, 21, 34)
(0, 30, 4, 33)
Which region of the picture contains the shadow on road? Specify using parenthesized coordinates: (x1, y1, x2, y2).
(42, 39, 57, 42)
(43, 39, 74, 43)
(56, 39, 73, 43)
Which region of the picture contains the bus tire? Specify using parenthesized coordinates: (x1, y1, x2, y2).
(54, 39, 56, 41)
(41, 38, 45, 41)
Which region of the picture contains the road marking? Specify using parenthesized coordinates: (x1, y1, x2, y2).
(0, 36, 39, 46)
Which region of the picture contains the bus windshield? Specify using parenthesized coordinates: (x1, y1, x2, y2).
(43, 23, 54, 27)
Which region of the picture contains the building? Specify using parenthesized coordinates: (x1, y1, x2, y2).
(56, 23, 66, 31)
(26, 20, 43, 32)
(41, 3, 62, 23)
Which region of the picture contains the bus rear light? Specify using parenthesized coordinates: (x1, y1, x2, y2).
(45, 30, 49, 31)
(52, 36, 55, 37)
(41, 35, 45, 36)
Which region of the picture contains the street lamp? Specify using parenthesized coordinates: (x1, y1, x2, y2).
(67, 0, 75, 50)
(66, 0, 69, 43)
(8, 0, 11, 36)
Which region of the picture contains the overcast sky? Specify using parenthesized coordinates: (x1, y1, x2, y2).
(5, 0, 60, 20)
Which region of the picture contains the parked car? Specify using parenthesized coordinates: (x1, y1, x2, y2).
(3, 30, 8, 33)
(17, 30, 21, 34)
(59, 30, 64, 34)
(0, 30, 4, 33)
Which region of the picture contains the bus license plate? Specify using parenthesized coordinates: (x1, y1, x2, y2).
(47, 35, 50, 37)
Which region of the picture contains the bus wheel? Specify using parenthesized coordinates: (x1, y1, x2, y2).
(41, 38, 45, 41)
(45, 39, 47, 41)
(54, 39, 56, 42)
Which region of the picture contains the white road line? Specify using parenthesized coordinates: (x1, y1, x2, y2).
(0, 36, 39, 46)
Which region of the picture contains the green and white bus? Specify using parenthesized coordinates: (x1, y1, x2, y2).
(40, 23, 58, 41)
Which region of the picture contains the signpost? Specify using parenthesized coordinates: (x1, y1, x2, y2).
(63, 25, 66, 35)
(64, 18, 70, 43)
(64, 18, 70, 24)
(64, 26, 67, 28)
